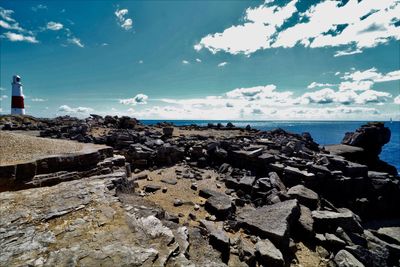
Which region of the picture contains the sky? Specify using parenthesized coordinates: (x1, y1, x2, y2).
(0, 0, 399, 120)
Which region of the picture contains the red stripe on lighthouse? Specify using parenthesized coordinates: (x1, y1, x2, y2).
(12, 96, 24, 109)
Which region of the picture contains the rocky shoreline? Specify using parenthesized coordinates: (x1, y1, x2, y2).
(0, 114, 399, 267)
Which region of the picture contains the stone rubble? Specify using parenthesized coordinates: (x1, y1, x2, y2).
(0, 115, 399, 266)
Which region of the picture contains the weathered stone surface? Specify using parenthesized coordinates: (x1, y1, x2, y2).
(345, 245, 389, 267)
(376, 227, 400, 246)
(255, 239, 284, 267)
(0, 176, 182, 266)
(144, 184, 161, 193)
(236, 199, 299, 247)
(287, 184, 319, 210)
(161, 178, 178, 185)
(312, 208, 363, 233)
(238, 175, 255, 193)
(297, 204, 314, 238)
(205, 195, 233, 219)
(334, 249, 365, 267)
(200, 220, 230, 261)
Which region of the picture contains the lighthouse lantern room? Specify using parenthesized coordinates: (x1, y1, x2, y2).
(11, 75, 25, 115)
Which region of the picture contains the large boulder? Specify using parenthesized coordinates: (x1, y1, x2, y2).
(342, 122, 390, 158)
(236, 199, 300, 248)
(312, 208, 363, 233)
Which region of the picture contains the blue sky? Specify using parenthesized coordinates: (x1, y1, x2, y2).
(0, 0, 399, 120)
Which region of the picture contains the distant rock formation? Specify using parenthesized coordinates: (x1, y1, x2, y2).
(341, 122, 396, 174)
(342, 122, 391, 159)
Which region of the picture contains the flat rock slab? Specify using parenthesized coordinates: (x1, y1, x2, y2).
(312, 209, 363, 233)
(377, 227, 400, 245)
(334, 250, 365, 267)
(161, 178, 178, 185)
(325, 144, 364, 156)
(0, 132, 113, 190)
(287, 185, 319, 210)
(0, 176, 187, 267)
(255, 239, 284, 267)
(236, 199, 299, 247)
(205, 195, 233, 219)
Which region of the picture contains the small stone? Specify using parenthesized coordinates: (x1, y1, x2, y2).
(216, 183, 222, 188)
(178, 213, 185, 217)
(194, 204, 200, 211)
(191, 183, 198, 190)
(189, 213, 197, 220)
(174, 199, 183, 207)
(144, 184, 160, 193)
(162, 187, 168, 193)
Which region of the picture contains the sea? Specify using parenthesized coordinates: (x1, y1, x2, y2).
(141, 120, 400, 172)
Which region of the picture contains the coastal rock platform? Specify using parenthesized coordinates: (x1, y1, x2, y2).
(0, 115, 399, 266)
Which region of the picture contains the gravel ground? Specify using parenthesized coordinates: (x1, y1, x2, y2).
(0, 132, 84, 166)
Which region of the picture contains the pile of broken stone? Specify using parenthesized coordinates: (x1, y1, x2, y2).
(1, 115, 399, 267)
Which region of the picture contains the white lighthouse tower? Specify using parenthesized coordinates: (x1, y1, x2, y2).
(11, 75, 25, 115)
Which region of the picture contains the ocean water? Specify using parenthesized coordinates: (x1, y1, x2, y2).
(141, 120, 400, 172)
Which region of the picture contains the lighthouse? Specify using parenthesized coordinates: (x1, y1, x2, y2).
(11, 75, 25, 115)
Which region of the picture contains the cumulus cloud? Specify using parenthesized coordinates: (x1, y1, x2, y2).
(218, 62, 228, 67)
(195, 0, 298, 55)
(58, 105, 93, 113)
(2, 32, 38, 43)
(115, 8, 133, 30)
(182, 60, 189, 64)
(195, 0, 400, 56)
(393, 95, 400, 105)
(46, 21, 63, 31)
(120, 94, 149, 105)
(0, 7, 38, 43)
(68, 37, 84, 48)
(338, 68, 400, 91)
(196, 58, 202, 63)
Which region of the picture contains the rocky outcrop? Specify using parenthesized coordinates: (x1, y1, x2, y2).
(1, 116, 399, 266)
(339, 122, 396, 174)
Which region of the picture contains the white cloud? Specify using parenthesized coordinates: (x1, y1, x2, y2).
(68, 37, 84, 48)
(32, 4, 47, 12)
(338, 68, 400, 91)
(139, 60, 144, 64)
(339, 80, 374, 91)
(182, 60, 189, 64)
(58, 105, 93, 113)
(334, 48, 363, 57)
(0, 19, 23, 31)
(374, 70, 400, 82)
(196, 58, 202, 63)
(0, 7, 15, 22)
(195, 0, 298, 55)
(307, 82, 335, 89)
(195, 0, 400, 56)
(394, 95, 400, 105)
(218, 62, 228, 67)
(120, 94, 148, 105)
(115, 8, 133, 30)
(0, 7, 38, 43)
(2, 32, 38, 43)
(46, 21, 63, 31)
(31, 98, 46, 102)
